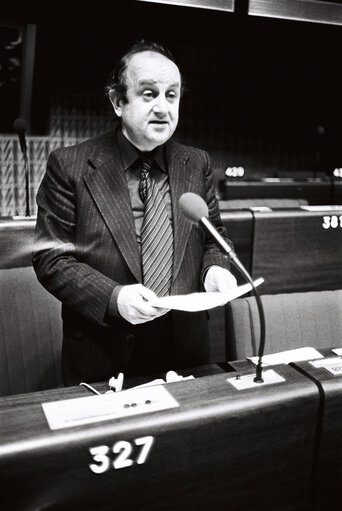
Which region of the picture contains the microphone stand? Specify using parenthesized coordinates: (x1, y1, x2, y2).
(23, 148, 30, 217)
(228, 253, 266, 383)
(200, 217, 266, 382)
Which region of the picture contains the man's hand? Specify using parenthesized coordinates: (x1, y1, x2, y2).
(117, 284, 170, 325)
(204, 266, 237, 292)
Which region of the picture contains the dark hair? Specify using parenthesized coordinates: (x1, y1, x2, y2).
(104, 39, 185, 104)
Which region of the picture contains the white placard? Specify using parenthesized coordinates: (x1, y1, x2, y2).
(310, 357, 342, 368)
(42, 385, 179, 430)
(300, 205, 342, 211)
(325, 365, 342, 376)
(310, 357, 342, 376)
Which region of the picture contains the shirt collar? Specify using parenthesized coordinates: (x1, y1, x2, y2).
(117, 126, 167, 173)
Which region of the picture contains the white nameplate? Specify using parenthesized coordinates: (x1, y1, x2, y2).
(42, 385, 179, 430)
(301, 205, 342, 212)
(227, 369, 285, 390)
(326, 365, 342, 376)
(332, 348, 342, 356)
(310, 357, 342, 376)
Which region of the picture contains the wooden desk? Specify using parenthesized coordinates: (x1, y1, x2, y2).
(251, 207, 342, 294)
(0, 364, 319, 511)
(293, 355, 342, 509)
(220, 209, 254, 275)
(219, 179, 333, 205)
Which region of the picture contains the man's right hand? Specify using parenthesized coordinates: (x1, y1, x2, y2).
(117, 284, 170, 325)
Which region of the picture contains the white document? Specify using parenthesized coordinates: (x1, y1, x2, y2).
(150, 277, 264, 312)
(248, 346, 324, 367)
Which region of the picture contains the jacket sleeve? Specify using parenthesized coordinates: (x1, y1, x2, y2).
(32, 150, 117, 326)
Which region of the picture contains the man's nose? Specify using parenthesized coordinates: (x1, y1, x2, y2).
(152, 96, 168, 115)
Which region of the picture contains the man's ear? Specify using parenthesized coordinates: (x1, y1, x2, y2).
(108, 90, 122, 117)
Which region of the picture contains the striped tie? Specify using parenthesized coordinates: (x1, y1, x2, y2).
(139, 157, 173, 297)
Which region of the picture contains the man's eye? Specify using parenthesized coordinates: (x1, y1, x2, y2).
(142, 90, 154, 100)
(167, 91, 177, 101)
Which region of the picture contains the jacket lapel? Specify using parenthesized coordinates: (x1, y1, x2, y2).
(168, 142, 200, 284)
(84, 133, 142, 283)
(83, 134, 201, 287)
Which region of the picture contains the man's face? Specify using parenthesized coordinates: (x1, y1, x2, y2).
(112, 51, 181, 151)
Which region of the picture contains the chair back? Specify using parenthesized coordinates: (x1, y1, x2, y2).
(0, 266, 63, 396)
(225, 289, 342, 360)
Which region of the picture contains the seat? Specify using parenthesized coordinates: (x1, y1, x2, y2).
(225, 289, 342, 360)
(0, 266, 63, 396)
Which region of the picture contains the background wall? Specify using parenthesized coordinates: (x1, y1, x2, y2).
(1, 0, 341, 215)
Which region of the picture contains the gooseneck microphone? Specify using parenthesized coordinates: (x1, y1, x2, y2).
(179, 192, 266, 383)
(13, 118, 30, 216)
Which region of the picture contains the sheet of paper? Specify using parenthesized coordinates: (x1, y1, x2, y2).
(332, 347, 342, 356)
(248, 346, 324, 367)
(150, 277, 264, 312)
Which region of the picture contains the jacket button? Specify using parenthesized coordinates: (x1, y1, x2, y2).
(125, 334, 135, 342)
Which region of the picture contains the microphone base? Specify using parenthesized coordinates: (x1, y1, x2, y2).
(227, 369, 285, 391)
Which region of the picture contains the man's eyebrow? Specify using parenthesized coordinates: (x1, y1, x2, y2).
(137, 79, 157, 87)
(137, 80, 180, 88)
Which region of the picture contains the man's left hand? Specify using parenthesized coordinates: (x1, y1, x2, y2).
(204, 266, 237, 292)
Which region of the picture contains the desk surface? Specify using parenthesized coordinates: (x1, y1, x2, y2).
(0, 363, 319, 511)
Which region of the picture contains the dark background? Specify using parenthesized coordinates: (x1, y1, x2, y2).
(1, 0, 341, 177)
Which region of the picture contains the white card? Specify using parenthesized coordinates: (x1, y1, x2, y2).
(42, 385, 179, 430)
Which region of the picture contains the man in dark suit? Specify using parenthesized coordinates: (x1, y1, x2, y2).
(32, 40, 237, 386)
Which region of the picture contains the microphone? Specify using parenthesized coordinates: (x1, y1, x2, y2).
(13, 118, 27, 156)
(13, 118, 30, 216)
(179, 192, 266, 383)
(179, 192, 236, 258)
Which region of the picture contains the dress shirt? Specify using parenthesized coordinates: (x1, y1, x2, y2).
(107, 128, 173, 318)
(117, 128, 172, 247)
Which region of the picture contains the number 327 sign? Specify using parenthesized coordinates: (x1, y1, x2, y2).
(89, 436, 155, 474)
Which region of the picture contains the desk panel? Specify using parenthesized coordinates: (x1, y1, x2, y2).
(292, 355, 342, 509)
(0, 365, 319, 511)
(219, 179, 333, 205)
(252, 208, 342, 294)
(332, 179, 342, 204)
(220, 209, 254, 275)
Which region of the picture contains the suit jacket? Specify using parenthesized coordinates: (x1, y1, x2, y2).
(32, 130, 232, 385)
